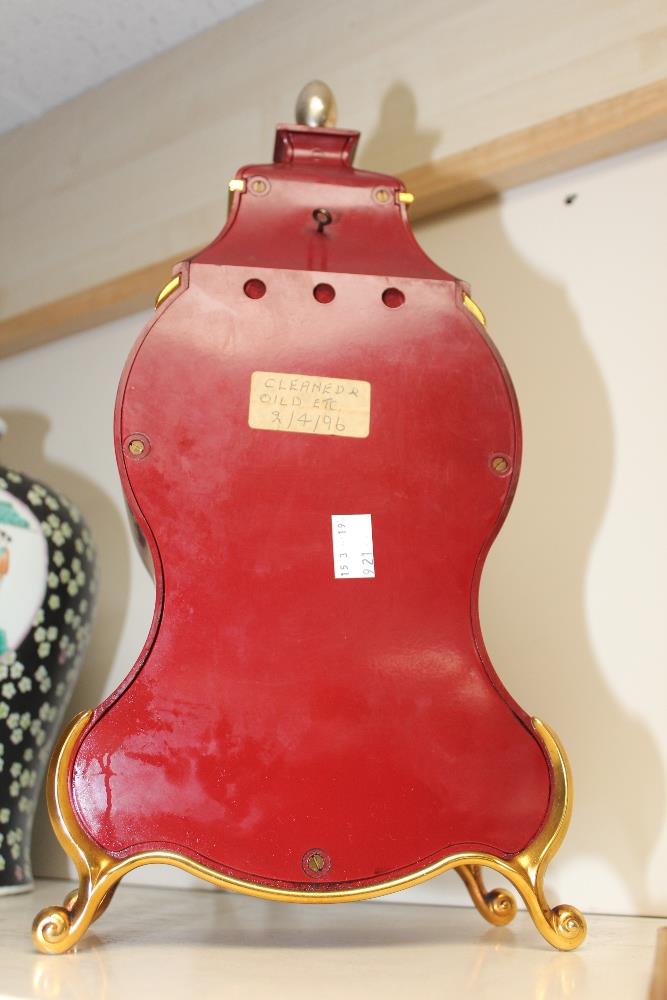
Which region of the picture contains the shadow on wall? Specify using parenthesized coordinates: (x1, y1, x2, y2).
(361, 82, 665, 915)
(359, 82, 441, 173)
(0, 408, 130, 877)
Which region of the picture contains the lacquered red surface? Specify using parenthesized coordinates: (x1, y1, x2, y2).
(69, 125, 552, 891)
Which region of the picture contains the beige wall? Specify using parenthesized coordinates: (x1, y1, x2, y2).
(412, 140, 667, 917)
(1, 138, 666, 914)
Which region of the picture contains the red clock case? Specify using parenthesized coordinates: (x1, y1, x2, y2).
(33, 122, 585, 953)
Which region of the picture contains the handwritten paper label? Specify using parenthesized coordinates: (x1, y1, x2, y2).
(248, 371, 371, 438)
(331, 514, 375, 580)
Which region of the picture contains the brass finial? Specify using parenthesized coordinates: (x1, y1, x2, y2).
(295, 80, 337, 128)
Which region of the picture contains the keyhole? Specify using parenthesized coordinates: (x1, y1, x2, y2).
(313, 208, 332, 233)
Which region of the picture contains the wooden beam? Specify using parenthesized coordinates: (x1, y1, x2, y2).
(2, 0, 667, 357)
(404, 78, 667, 221)
(0, 253, 196, 358)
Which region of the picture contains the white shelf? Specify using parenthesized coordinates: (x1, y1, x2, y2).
(0, 879, 664, 998)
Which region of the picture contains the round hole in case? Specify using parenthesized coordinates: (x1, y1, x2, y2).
(382, 287, 405, 309)
(244, 279, 266, 299)
(313, 283, 336, 303)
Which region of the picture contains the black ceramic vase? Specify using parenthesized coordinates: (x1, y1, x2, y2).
(0, 458, 97, 894)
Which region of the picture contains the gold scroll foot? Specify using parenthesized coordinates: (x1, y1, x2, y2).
(456, 864, 517, 926)
(33, 875, 122, 955)
(500, 865, 586, 951)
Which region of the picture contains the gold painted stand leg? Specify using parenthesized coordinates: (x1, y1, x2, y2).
(456, 864, 517, 926)
(469, 718, 587, 952)
(62, 882, 119, 925)
(32, 712, 128, 955)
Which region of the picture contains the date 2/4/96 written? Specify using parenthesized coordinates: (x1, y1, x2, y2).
(273, 411, 346, 433)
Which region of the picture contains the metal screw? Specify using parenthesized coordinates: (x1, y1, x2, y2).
(128, 439, 145, 456)
(374, 187, 391, 204)
(308, 852, 325, 872)
(250, 178, 268, 194)
(302, 847, 331, 877)
(491, 455, 510, 474)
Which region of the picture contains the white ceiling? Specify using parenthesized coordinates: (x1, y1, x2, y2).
(0, 0, 261, 135)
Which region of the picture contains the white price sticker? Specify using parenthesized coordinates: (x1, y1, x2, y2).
(331, 514, 375, 580)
